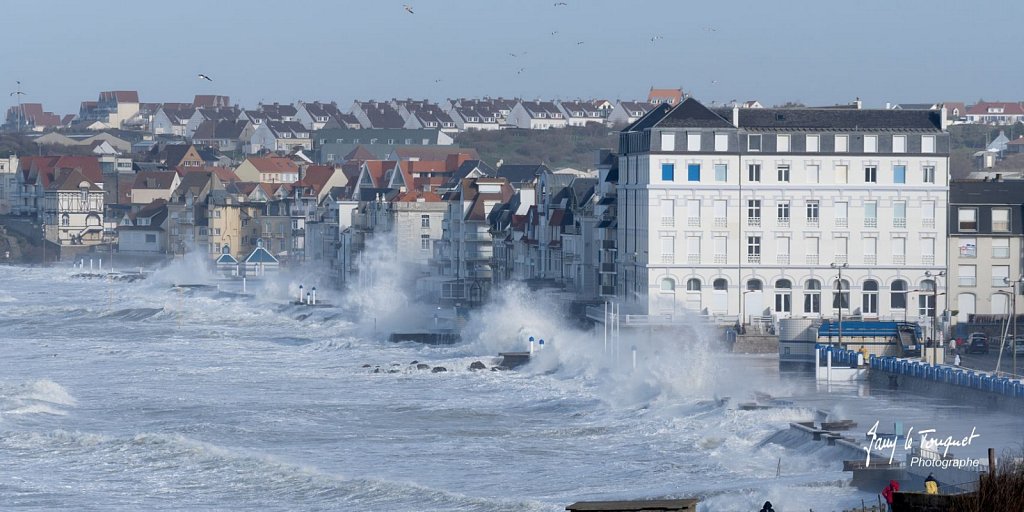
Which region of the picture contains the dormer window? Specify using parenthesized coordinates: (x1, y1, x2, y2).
(552, 113, 562, 118)
(537, 113, 547, 119)
(281, 133, 291, 138)
(989, 107, 1004, 114)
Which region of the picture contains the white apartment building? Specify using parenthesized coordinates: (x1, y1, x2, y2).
(617, 98, 950, 328)
(0, 156, 19, 214)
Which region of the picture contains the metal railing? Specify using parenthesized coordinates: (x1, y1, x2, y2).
(660, 254, 674, 264)
(806, 218, 819, 228)
(747, 254, 761, 264)
(661, 217, 674, 227)
(893, 255, 906, 265)
(714, 217, 728, 228)
(687, 217, 700, 227)
(714, 254, 727, 265)
(894, 218, 907, 228)
(777, 255, 790, 265)
(806, 255, 819, 264)
(864, 255, 877, 265)
(835, 218, 848, 228)
(687, 254, 700, 264)
(922, 218, 935, 228)
(777, 218, 790, 228)
(922, 255, 935, 265)
(865, 218, 877, 228)
(747, 217, 761, 227)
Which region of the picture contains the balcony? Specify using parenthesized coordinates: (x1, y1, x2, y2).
(661, 217, 674, 227)
(776, 255, 790, 265)
(660, 254, 674, 264)
(777, 218, 790, 228)
(713, 254, 727, 265)
(747, 254, 761, 264)
(922, 218, 935, 229)
(865, 218, 877, 228)
(600, 263, 616, 273)
(714, 217, 728, 228)
(922, 255, 935, 265)
(806, 218, 819, 228)
(864, 255, 877, 265)
(834, 254, 848, 264)
(806, 255, 819, 265)
(687, 254, 700, 264)
(893, 218, 907, 229)
(464, 252, 492, 261)
(747, 217, 761, 228)
(835, 218, 848, 228)
(893, 255, 906, 265)
(464, 233, 491, 243)
(959, 277, 976, 287)
(687, 217, 700, 228)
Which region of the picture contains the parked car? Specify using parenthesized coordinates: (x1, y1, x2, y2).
(1000, 336, 1024, 355)
(967, 333, 989, 354)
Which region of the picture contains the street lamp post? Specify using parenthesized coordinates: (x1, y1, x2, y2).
(925, 270, 946, 343)
(741, 289, 755, 334)
(831, 262, 848, 347)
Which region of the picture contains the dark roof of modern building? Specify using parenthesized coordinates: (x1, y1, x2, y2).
(950, 179, 1024, 203)
(496, 164, 549, 184)
(193, 119, 248, 140)
(733, 107, 944, 132)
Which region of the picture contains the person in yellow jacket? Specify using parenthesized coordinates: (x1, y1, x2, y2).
(924, 473, 939, 494)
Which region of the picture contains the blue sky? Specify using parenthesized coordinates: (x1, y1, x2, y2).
(4, 0, 1022, 114)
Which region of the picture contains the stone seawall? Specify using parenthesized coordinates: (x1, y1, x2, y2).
(732, 334, 778, 354)
(868, 369, 1024, 414)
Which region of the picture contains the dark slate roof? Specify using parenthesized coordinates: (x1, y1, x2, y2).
(950, 179, 1024, 204)
(570, 177, 597, 205)
(194, 119, 248, 140)
(496, 164, 549, 184)
(733, 107, 943, 132)
(649, 98, 733, 129)
(622, 103, 674, 132)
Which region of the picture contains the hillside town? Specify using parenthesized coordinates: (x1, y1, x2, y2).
(2, 87, 1024, 341)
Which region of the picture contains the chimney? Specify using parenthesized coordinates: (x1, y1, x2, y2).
(885, 102, 891, 109)
(731, 105, 739, 127)
(940, 106, 948, 131)
(854, 97, 862, 109)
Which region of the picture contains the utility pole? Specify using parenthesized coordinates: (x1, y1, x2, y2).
(11, 81, 26, 132)
(925, 270, 946, 342)
(831, 262, 848, 347)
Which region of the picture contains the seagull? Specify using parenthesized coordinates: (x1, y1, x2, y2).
(516, 68, 526, 75)
(508, 52, 518, 57)
(650, 35, 664, 43)
(404, 4, 414, 14)
(198, 74, 213, 81)
(576, 41, 584, 45)
(10, 90, 25, 97)
(554, 1, 567, 5)
(434, 79, 442, 83)
(703, 25, 718, 32)
(551, 30, 559, 36)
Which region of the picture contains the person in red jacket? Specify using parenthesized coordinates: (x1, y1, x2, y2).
(881, 479, 900, 511)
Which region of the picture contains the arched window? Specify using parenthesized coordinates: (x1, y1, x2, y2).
(686, 278, 701, 291)
(804, 279, 821, 314)
(863, 279, 879, 314)
(746, 279, 763, 291)
(891, 279, 908, 310)
(832, 279, 851, 310)
(660, 278, 675, 292)
(713, 278, 728, 291)
(774, 279, 792, 312)
(60, 213, 70, 226)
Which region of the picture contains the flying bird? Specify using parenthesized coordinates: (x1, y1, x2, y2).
(508, 52, 518, 57)
(198, 74, 213, 81)
(516, 68, 526, 75)
(434, 79, 442, 83)
(576, 41, 584, 45)
(554, 1, 567, 5)
(650, 35, 664, 43)
(10, 91, 25, 97)
(703, 25, 718, 32)
(551, 30, 559, 36)
(404, 4, 414, 14)
(711, 80, 720, 85)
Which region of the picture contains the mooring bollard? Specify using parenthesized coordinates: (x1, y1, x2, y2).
(529, 336, 535, 354)
(538, 339, 545, 351)
(632, 346, 637, 370)
(298, 284, 304, 303)
(311, 287, 317, 305)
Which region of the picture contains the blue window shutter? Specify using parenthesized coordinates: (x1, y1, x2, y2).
(662, 163, 674, 181)
(688, 164, 700, 182)
(894, 165, 906, 184)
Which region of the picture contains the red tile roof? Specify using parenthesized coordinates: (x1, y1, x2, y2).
(244, 156, 299, 174)
(296, 165, 337, 195)
(967, 102, 1024, 116)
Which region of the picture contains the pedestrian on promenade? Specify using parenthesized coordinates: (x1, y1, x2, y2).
(758, 501, 774, 512)
(924, 473, 939, 494)
(954, 352, 961, 366)
(881, 479, 899, 511)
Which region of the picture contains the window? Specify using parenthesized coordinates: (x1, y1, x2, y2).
(864, 165, 877, 183)
(864, 201, 880, 228)
(890, 280, 908, 309)
(864, 135, 878, 153)
(864, 237, 877, 264)
(145, 234, 157, 244)
(777, 236, 790, 264)
(993, 238, 1010, 258)
(713, 200, 727, 226)
(893, 135, 906, 153)
(807, 164, 819, 183)
(714, 132, 729, 152)
(893, 165, 906, 184)
(922, 135, 936, 154)
(747, 199, 761, 224)
(993, 265, 1010, 288)
(686, 236, 701, 262)
(714, 163, 727, 182)
(775, 279, 792, 313)
(661, 132, 675, 151)
(835, 236, 848, 263)
(713, 278, 728, 291)
(660, 278, 675, 292)
(959, 238, 977, 258)
(748, 134, 762, 151)
(804, 279, 821, 314)
(958, 264, 974, 288)
(993, 293, 1010, 315)
(421, 215, 430, 228)
(662, 163, 675, 181)
(777, 201, 790, 223)
(863, 280, 879, 314)
(660, 237, 674, 263)
(747, 279, 763, 291)
(923, 166, 935, 183)
(958, 208, 977, 231)
(922, 237, 935, 265)
(421, 234, 430, 250)
(706, 234, 725, 262)
(835, 135, 848, 152)
(806, 134, 819, 152)
(832, 279, 850, 310)
(686, 278, 701, 291)
(687, 163, 701, 182)
(747, 163, 761, 182)
(777, 134, 791, 152)
(747, 236, 761, 263)
(993, 208, 1011, 232)
(892, 237, 906, 264)
(61, 213, 69, 226)
(919, 280, 936, 317)
(835, 201, 848, 227)
(893, 201, 907, 228)
(213, 209, 221, 218)
(777, 164, 790, 182)
(806, 200, 819, 222)
(835, 164, 848, 184)
(686, 199, 700, 223)
(686, 132, 701, 151)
